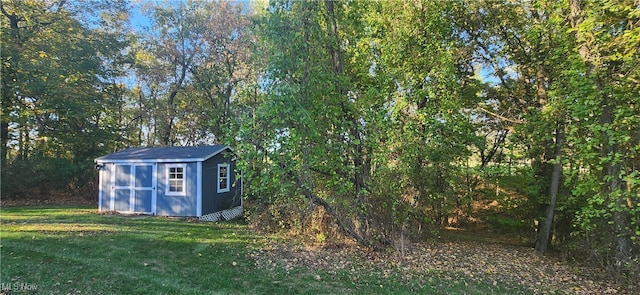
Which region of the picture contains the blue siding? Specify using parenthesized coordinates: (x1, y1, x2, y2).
(201, 153, 242, 215)
(156, 162, 198, 216)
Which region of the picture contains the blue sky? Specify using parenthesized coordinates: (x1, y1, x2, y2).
(129, 1, 152, 31)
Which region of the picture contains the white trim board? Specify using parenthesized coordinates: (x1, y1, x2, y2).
(196, 161, 203, 217)
(96, 158, 204, 164)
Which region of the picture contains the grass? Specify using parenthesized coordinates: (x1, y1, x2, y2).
(1, 206, 534, 294)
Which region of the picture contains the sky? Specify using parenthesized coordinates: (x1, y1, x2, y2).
(129, 1, 152, 31)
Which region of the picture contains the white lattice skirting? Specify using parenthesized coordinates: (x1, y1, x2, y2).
(199, 206, 243, 222)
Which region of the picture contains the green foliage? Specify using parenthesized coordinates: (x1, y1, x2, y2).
(1, 0, 638, 281)
(1, 0, 130, 198)
(560, 0, 640, 275)
(1, 154, 98, 198)
(486, 215, 526, 234)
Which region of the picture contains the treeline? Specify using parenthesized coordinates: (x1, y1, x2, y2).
(2, 0, 638, 281)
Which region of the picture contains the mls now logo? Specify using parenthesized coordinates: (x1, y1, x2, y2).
(0, 282, 38, 292)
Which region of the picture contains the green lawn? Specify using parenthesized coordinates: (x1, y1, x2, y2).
(0, 207, 533, 294)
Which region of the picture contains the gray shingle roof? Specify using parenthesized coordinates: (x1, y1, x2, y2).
(95, 145, 230, 163)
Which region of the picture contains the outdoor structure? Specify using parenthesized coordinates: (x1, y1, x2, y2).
(95, 145, 242, 221)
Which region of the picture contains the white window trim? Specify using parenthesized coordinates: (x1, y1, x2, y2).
(217, 163, 230, 193)
(166, 164, 187, 196)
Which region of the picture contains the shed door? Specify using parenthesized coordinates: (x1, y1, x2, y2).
(133, 164, 155, 213)
(112, 164, 132, 212)
(111, 164, 156, 214)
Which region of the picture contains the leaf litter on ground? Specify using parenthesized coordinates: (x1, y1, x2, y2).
(250, 234, 627, 294)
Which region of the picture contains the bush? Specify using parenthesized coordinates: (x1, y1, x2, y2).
(1, 156, 95, 199)
(486, 215, 526, 233)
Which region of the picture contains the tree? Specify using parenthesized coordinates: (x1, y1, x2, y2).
(132, 0, 255, 146)
(566, 0, 639, 275)
(136, 1, 206, 146)
(376, 0, 482, 227)
(1, 0, 131, 197)
(242, 0, 396, 247)
(447, 0, 577, 252)
(191, 0, 255, 143)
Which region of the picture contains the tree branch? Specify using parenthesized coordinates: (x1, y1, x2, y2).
(478, 107, 525, 124)
(281, 161, 377, 250)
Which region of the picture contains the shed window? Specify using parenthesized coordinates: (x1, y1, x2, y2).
(217, 164, 230, 193)
(167, 164, 186, 196)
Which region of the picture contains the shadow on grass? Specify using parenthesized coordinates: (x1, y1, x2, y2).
(1, 207, 276, 294)
(1, 207, 537, 295)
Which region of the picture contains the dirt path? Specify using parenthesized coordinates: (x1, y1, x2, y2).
(251, 236, 627, 294)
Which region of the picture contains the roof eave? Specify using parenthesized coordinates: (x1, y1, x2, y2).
(95, 158, 207, 164)
(94, 145, 232, 164)
(201, 146, 233, 161)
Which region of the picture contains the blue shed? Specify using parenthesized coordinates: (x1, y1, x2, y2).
(95, 145, 242, 221)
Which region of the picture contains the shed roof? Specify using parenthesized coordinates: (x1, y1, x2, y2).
(95, 145, 231, 163)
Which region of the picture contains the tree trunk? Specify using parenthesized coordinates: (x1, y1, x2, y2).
(602, 100, 632, 267)
(532, 55, 562, 253)
(535, 122, 564, 253)
(323, 0, 370, 238)
(160, 61, 189, 146)
(0, 121, 8, 161)
(1, 3, 21, 161)
(569, 0, 633, 266)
